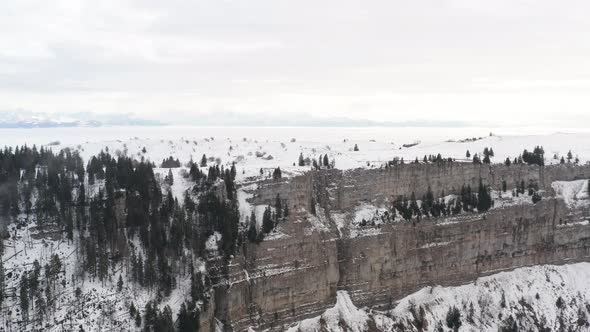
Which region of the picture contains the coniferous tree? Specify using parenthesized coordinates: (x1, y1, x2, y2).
(117, 275, 124, 292)
(446, 306, 462, 331)
(472, 154, 481, 164)
(354, 144, 359, 151)
(298, 153, 305, 166)
(272, 167, 282, 180)
(200, 154, 207, 167)
(177, 302, 198, 332)
(323, 154, 329, 167)
(0, 259, 4, 308)
(477, 179, 492, 212)
(166, 169, 174, 186)
(248, 217, 258, 243)
(466, 150, 471, 158)
(20, 273, 29, 322)
(262, 206, 273, 233)
(78, 183, 86, 206)
(275, 194, 282, 220)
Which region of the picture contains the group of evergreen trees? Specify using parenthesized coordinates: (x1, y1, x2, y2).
(415, 154, 453, 164)
(247, 194, 289, 243)
(503, 147, 546, 167)
(389, 181, 493, 224)
(0, 144, 246, 330)
(522, 146, 545, 166)
(297, 153, 334, 170)
(469, 147, 494, 164)
(161, 156, 181, 168)
(557, 150, 580, 164)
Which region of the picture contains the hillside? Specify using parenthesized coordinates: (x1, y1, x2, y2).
(1, 128, 590, 331)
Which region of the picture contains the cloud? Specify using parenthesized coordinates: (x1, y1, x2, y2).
(0, 0, 589, 127)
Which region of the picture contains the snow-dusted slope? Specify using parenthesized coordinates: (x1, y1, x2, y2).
(2, 126, 589, 185)
(288, 263, 590, 332)
(552, 179, 589, 207)
(0, 220, 197, 331)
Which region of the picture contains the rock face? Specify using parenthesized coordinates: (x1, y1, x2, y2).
(210, 163, 590, 331)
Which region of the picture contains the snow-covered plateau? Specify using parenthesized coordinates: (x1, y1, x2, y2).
(1, 126, 590, 332)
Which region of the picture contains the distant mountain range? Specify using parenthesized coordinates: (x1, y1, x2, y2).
(168, 111, 473, 128)
(0, 111, 165, 128)
(0, 110, 472, 128)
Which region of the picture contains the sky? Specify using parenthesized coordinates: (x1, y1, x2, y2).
(1, 0, 590, 127)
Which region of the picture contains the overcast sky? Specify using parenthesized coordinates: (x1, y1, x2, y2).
(1, 0, 590, 127)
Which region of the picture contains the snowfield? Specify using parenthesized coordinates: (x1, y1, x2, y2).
(288, 263, 590, 332)
(552, 179, 590, 207)
(2, 126, 590, 331)
(1, 126, 590, 186)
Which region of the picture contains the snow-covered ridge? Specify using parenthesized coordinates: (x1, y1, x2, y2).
(552, 179, 589, 207)
(287, 263, 590, 332)
(0, 111, 163, 128)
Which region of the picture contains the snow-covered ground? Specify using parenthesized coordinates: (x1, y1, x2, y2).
(2, 126, 590, 185)
(287, 263, 590, 332)
(552, 179, 590, 208)
(1, 220, 196, 332)
(2, 126, 590, 331)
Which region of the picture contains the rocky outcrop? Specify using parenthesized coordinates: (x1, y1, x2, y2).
(210, 163, 590, 331)
(336, 198, 590, 309)
(251, 163, 590, 213)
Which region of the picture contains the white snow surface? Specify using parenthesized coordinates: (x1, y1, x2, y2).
(287, 263, 590, 332)
(2, 127, 590, 186)
(552, 179, 589, 207)
(287, 291, 370, 332)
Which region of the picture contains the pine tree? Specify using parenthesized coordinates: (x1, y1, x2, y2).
(262, 206, 273, 233)
(200, 154, 207, 167)
(177, 303, 197, 332)
(78, 183, 86, 206)
(117, 275, 124, 292)
(272, 167, 282, 180)
(135, 312, 142, 327)
(466, 150, 471, 158)
(248, 218, 258, 243)
(323, 154, 329, 167)
(298, 153, 305, 166)
(354, 144, 359, 151)
(20, 273, 29, 322)
(567, 150, 573, 162)
(477, 179, 492, 212)
(167, 169, 174, 186)
(472, 154, 481, 164)
(275, 194, 282, 220)
(0, 259, 4, 308)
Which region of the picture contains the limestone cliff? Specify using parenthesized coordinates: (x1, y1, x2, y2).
(207, 163, 590, 331)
